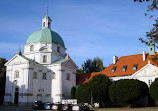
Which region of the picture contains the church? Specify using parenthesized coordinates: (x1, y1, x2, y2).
(4, 13, 78, 105)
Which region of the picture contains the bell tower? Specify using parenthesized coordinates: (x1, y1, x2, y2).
(42, 8, 52, 29)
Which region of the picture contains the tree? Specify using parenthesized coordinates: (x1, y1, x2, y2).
(134, 0, 158, 60)
(76, 74, 111, 107)
(134, 0, 158, 46)
(82, 57, 105, 73)
(149, 78, 158, 101)
(109, 79, 149, 106)
(89, 74, 111, 107)
(0, 57, 7, 104)
(76, 82, 91, 103)
(70, 86, 76, 99)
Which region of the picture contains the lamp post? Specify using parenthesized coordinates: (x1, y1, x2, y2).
(91, 91, 93, 107)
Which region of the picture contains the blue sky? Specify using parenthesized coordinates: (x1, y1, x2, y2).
(0, 0, 156, 68)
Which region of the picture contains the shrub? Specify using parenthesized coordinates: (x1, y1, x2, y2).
(70, 86, 76, 99)
(76, 74, 111, 106)
(149, 78, 158, 101)
(76, 82, 91, 103)
(109, 79, 149, 106)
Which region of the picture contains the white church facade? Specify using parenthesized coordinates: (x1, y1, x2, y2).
(4, 13, 78, 105)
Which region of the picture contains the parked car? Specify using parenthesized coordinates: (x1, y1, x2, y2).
(62, 104, 73, 111)
(72, 104, 89, 111)
(44, 102, 54, 110)
(52, 103, 63, 111)
(32, 101, 44, 110)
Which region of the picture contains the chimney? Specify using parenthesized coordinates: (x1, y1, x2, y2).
(157, 49, 158, 54)
(143, 51, 146, 61)
(113, 56, 118, 64)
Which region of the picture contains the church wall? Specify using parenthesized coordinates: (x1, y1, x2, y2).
(4, 61, 30, 105)
(61, 66, 76, 99)
(50, 64, 62, 103)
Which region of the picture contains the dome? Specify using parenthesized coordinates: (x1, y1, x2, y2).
(26, 28, 65, 48)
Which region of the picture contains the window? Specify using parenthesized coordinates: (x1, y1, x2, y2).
(43, 55, 47, 63)
(57, 46, 60, 53)
(66, 73, 70, 80)
(33, 72, 37, 79)
(48, 22, 50, 28)
(132, 64, 138, 71)
(43, 73, 46, 79)
(30, 45, 34, 51)
(43, 22, 45, 27)
(52, 72, 56, 79)
(111, 66, 117, 73)
(14, 70, 19, 78)
(122, 65, 127, 72)
(151, 48, 152, 51)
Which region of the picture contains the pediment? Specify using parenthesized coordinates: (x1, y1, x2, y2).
(62, 59, 78, 68)
(5, 55, 29, 66)
(131, 64, 158, 77)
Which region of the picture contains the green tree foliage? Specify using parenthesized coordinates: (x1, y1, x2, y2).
(109, 79, 149, 106)
(70, 86, 76, 99)
(76, 83, 91, 103)
(149, 78, 158, 101)
(0, 57, 7, 104)
(89, 74, 111, 107)
(135, 0, 158, 46)
(83, 57, 105, 73)
(76, 74, 111, 106)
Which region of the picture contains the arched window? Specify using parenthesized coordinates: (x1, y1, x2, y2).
(43, 73, 47, 79)
(66, 73, 70, 80)
(14, 70, 19, 78)
(33, 72, 37, 79)
(43, 55, 47, 63)
(57, 46, 60, 53)
(48, 22, 50, 28)
(30, 45, 34, 51)
(43, 22, 45, 27)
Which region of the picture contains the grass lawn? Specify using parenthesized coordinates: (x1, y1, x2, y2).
(93, 106, 158, 111)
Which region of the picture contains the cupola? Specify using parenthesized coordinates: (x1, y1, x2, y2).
(42, 9, 52, 29)
(149, 42, 155, 55)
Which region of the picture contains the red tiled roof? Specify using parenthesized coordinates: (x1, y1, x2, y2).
(76, 73, 91, 85)
(76, 52, 158, 85)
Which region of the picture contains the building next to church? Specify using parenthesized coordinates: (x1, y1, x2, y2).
(77, 42, 158, 87)
(4, 13, 78, 105)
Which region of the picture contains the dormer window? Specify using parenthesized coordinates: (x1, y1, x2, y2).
(30, 45, 34, 51)
(132, 64, 138, 71)
(122, 65, 127, 72)
(57, 46, 60, 53)
(111, 66, 117, 73)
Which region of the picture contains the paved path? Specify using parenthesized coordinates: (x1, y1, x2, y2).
(0, 105, 158, 111)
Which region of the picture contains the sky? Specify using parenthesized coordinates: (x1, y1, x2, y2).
(0, 0, 157, 68)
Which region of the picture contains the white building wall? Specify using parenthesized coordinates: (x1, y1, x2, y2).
(61, 65, 76, 99)
(110, 64, 158, 87)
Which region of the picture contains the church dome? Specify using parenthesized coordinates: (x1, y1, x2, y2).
(26, 28, 65, 47)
